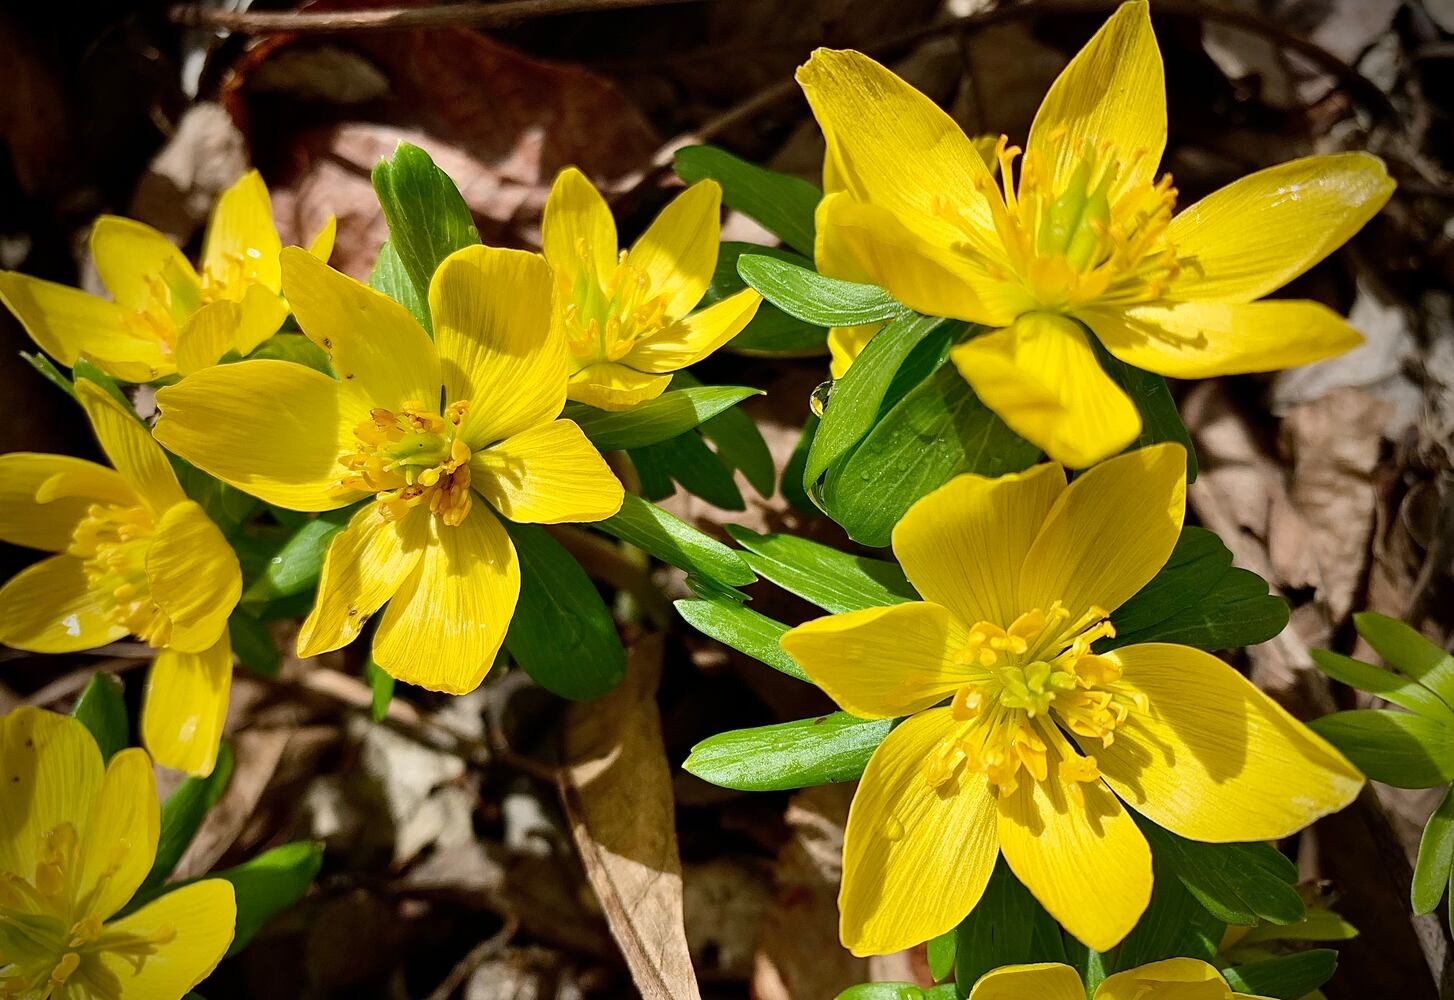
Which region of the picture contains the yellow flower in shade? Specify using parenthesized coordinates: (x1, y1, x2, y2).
(0, 707, 235, 999)
(966, 959, 1270, 1000)
(0, 382, 242, 776)
(542, 167, 762, 411)
(0, 170, 336, 383)
(151, 245, 625, 694)
(797, 1, 1394, 467)
(779, 443, 1362, 955)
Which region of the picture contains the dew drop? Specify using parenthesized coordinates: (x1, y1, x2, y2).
(809, 379, 833, 418)
(883, 815, 906, 842)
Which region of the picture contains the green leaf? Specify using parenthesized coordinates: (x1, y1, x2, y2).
(1311, 648, 1454, 725)
(836, 985, 956, 1000)
(683, 713, 892, 792)
(598, 493, 754, 587)
(781, 414, 819, 515)
(927, 928, 957, 983)
(1221, 950, 1338, 999)
(72, 674, 128, 761)
(245, 332, 333, 375)
(820, 363, 1039, 547)
(674, 145, 820, 256)
(1413, 785, 1454, 914)
(21, 351, 76, 399)
(738, 254, 904, 328)
(72, 357, 133, 409)
(566, 386, 762, 452)
(1354, 611, 1454, 709)
(371, 142, 480, 329)
(143, 742, 234, 892)
(1096, 346, 1198, 482)
(242, 508, 353, 605)
(172, 462, 260, 534)
(220, 841, 324, 955)
(674, 596, 804, 681)
(726, 525, 915, 613)
(228, 610, 279, 677)
(1236, 908, 1357, 945)
(705, 244, 827, 357)
(695, 389, 775, 497)
(368, 239, 431, 331)
(364, 656, 396, 723)
(955, 859, 1066, 994)
(630, 432, 744, 510)
(1108, 862, 1223, 972)
(1310, 709, 1454, 787)
(1138, 818, 1304, 926)
(504, 523, 625, 700)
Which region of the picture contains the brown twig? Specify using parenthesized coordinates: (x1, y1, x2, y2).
(169, 0, 714, 34)
(424, 917, 520, 1000)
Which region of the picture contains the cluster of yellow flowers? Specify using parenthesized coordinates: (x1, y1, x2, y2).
(0, 2, 1392, 996)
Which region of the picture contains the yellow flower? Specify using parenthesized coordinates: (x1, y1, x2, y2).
(0, 170, 336, 383)
(779, 443, 1362, 955)
(0, 707, 235, 999)
(966, 959, 1270, 1000)
(151, 245, 625, 694)
(797, 1, 1394, 466)
(542, 167, 762, 411)
(0, 382, 242, 776)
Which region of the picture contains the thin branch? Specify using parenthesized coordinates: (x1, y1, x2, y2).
(169, 0, 715, 34)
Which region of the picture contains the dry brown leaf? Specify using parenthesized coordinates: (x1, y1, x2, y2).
(559, 633, 701, 1000)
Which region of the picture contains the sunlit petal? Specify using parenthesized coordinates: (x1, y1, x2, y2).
(470, 419, 623, 524)
(143, 635, 233, 777)
(625, 180, 721, 320)
(0, 555, 127, 653)
(145, 500, 241, 654)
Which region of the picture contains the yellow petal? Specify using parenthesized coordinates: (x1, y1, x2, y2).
(145, 500, 241, 654)
(143, 634, 233, 777)
(99, 879, 236, 1000)
(75, 381, 186, 513)
(154, 359, 361, 512)
(309, 214, 338, 261)
(969, 964, 1087, 1000)
(840, 708, 999, 955)
(233, 282, 291, 356)
(1095, 958, 1238, 1000)
(624, 287, 761, 374)
(1167, 152, 1393, 303)
(1026, 1, 1165, 198)
(0, 453, 133, 551)
(297, 502, 427, 658)
(996, 743, 1152, 952)
(892, 462, 1067, 629)
(1083, 299, 1364, 380)
(1095, 643, 1364, 841)
(77, 746, 159, 920)
(565, 362, 672, 410)
(625, 180, 720, 320)
(1018, 441, 1185, 617)
(780, 603, 972, 719)
(429, 245, 567, 446)
(542, 167, 618, 281)
(280, 247, 441, 415)
(371, 504, 519, 695)
(202, 169, 283, 296)
(948, 312, 1141, 468)
(0, 270, 168, 380)
(90, 215, 202, 318)
(0, 707, 104, 889)
(828, 323, 879, 379)
(174, 300, 243, 375)
(0, 554, 127, 652)
(470, 419, 624, 524)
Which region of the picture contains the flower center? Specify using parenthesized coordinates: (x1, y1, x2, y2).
(199, 248, 261, 305)
(0, 823, 173, 1000)
(337, 399, 474, 526)
(68, 504, 170, 648)
(558, 240, 670, 368)
(118, 266, 202, 361)
(934, 130, 1179, 313)
(923, 602, 1146, 799)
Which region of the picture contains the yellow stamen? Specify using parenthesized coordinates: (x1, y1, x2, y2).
(337, 399, 475, 526)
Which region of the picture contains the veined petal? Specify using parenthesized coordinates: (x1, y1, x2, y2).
(0, 554, 127, 652)
(1095, 958, 1239, 1000)
(90, 215, 203, 317)
(308, 214, 338, 261)
(0, 453, 133, 552)
(233, 283, 291, 357)
(0, 271, 169, 379)
(1167, 152, 1393, 303)
(625, 180, 720, 320)
(154, 359, 361, 512)
(780, 603, 972, 719)
(623, 287, 761, 374)
(174, 300, 243, 375)
(892, 462, 1066, 628)
(948, 312, 1141, 468)
(1018, 441, 1185, 618)
(202, 169, 283, 296)
(77, 747, 159, 921)
(297, 502, 427, 658)
(430, 245, 566, 447)
(371, 504, 519, 695)
(828, 323, 879, 379)
(1096, 643, 1364, 842)
(969, 964, 1087, 1000)
(76, 381, 186, 514)
(470, 419, 624, 524)
(145, 500, 241, 654)
(143, 634, 233, 777)
(100, 879, 236, 1000)
(542, 167, 618, 281)
(280, 247, 441, 414)
(0, 708, 105, 890)
(1026, 1, 1165, 198)
(840, 708, 999, 956)
(566, 363, 672, 411)
(1083, 299, 1364, 380)
(996, 741, 1152, 952)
